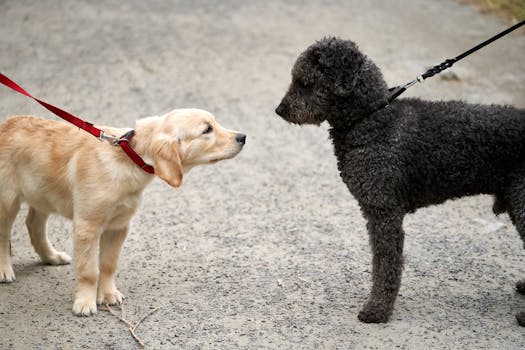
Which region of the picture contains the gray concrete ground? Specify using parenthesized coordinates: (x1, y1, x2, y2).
(1, 0, 524, 349)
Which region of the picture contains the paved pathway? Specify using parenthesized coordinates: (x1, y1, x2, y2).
(1, 1, 524, 349)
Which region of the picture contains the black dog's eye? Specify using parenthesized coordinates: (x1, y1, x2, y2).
(295, 78, 312, 89)
(203, 124, 213, 135)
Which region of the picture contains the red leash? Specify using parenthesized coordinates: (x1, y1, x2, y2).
(0, 72, 154, 174)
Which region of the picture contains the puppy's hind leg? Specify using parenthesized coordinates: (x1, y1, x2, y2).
(0, 195, 20, 283)
(26, 207, 71, 265)
(97, 226, 128, 306)
(358, 213, 405, 323)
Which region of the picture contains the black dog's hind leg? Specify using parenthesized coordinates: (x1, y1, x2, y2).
(358, 214, 405, 323)
(502, 172, 525, 326)
(492, 194, 507, 215)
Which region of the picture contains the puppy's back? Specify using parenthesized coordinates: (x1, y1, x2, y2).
(0, 116, 86, 216)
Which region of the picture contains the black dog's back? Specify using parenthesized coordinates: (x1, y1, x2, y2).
(330, 98, 525, 214)
(386, 98, 525, 210)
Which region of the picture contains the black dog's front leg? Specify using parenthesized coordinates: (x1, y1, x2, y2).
(358, 214, 405, 323)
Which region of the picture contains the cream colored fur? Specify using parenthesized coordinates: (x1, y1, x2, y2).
(0, 108, 244, 316)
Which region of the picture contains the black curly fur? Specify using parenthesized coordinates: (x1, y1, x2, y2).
(275, 37, 525, 324)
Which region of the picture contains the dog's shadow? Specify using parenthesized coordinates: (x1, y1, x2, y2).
(12, 260, 72, 281)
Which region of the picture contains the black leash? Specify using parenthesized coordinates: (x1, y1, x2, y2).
(383, 19, 525, 107)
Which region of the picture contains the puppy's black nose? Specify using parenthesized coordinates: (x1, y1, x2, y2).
(275, 103, 286, 116)
(236, 133, 246, 145)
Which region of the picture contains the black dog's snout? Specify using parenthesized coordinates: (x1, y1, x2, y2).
(275, 103, 286, 116)
(236, 133, 246, 145)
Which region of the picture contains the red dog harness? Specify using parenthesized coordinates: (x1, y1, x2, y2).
(0, 73, 154, 174)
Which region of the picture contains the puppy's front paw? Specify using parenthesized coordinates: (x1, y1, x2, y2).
(0, 265, 15, 283)
(43, 251, 72, 265)
(97, 288, 124, 306)
(73, 297, 97, 316)
(358, 302, 392, 323)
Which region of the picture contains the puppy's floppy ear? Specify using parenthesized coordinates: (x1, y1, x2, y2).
(151, 137, 183, 188)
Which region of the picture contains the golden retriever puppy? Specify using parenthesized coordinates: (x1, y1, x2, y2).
(0, 108, 245, 316)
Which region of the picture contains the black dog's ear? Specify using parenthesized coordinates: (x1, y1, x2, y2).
(334, 84, 352, 97)
(311, 47, 331, 68)
(334, 55, 366, 97)
(313, 37, 341, 68)
(310, 38, 366, 96)
(334, 69, 358, 97)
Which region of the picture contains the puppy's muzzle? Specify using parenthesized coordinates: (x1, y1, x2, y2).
(236, 133, 246, 145)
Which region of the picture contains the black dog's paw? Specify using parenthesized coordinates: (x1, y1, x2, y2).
(357, 302, 392, 323)
(516, 280, 525, 295)
(516, 311, 525, 327)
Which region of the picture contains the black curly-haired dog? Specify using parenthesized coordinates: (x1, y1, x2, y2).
(275, 37, 525, 324)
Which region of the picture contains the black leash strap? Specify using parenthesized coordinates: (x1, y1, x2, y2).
(386, 19, 525, 104)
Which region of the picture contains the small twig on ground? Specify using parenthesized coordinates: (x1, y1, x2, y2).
(296, 276, 322, 288)
(102, 304, 134, 329)
(297, 276, 312, 284)
(101, 303, 159, 348)
(133, 307, 160, 332)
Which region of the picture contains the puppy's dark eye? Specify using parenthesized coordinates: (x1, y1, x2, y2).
(203, 124, 213, 135)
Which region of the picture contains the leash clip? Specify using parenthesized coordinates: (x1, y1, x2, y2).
(115, 130, 135, 144)
(99, 130, 120, 146)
